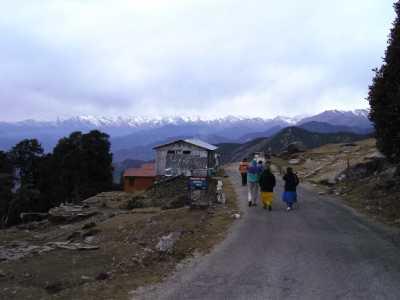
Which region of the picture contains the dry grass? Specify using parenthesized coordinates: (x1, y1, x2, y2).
(0, 170, 239, 300)
(272, 138, 378, 184)
(273, 138, 400, 227)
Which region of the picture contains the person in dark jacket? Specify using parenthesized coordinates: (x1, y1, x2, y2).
(282, 167, 300, 211)
(258, 166, 276, 211)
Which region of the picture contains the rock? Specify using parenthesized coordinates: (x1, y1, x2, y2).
(0, 242, 55, 262)
(84, 236, 95, 243)
(16, 220, 48, 230)
(45, 281, 64, 294)
(0, 270, 6, 277)
(20, 212, 48, 223)
(162, 195, 187, 210)
(67, 231, 82, 241)
(365, 151, 385, 160)
(131, 208, 161, 214)
(318, 192, 326, 195)
(49, 204, 98, 224)
(232, 213, 241, 219)
(81, 275, 91, 281)
(288, 159, 301, 165)
(82, 222, 96, 230)
(156, 232, 182, 253)
(83, 228, 101, 238)
(48, 241, 99, 251)
(96, 272, 111, 281)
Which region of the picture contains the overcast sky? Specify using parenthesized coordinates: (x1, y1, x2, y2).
(0, 0, 396, 121)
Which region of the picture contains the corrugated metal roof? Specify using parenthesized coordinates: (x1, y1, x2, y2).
(153, 138, 218, 151)
(124, 163, 156, 177)
(184, 138, 218, 151)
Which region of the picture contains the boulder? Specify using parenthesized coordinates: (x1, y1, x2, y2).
(20, 212, 48, 223)
(49, 204, 98, 224)
(288, 159, 301, 165)
(156, 232, 182, 253)
(47, 241, 99, 251)
(365, 151, 385, 160)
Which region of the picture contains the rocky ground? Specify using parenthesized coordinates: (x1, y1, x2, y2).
(272, 138, 400, 226)
(0, 174, 239, 300)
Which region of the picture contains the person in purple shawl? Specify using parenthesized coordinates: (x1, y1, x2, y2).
(282, 167, 299, 211)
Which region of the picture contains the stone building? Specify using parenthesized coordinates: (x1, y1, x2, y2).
(153, 139, 219, 176)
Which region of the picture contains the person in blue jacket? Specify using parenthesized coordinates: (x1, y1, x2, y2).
(247, 159, 262, 207)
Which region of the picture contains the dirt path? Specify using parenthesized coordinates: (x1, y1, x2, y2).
(132, 165, 400, 300)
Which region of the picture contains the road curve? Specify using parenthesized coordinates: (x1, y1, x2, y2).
(132, 165, 400, 300)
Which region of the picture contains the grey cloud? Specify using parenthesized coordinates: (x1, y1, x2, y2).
(0, 0, 396, 120)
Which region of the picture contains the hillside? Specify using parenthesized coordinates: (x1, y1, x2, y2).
(299, 121, 373, 134)
(272, 138, 400, 226)
(298, 109, 372, 129)
(268, 127, 369, 153)
(237, 125, 283, 142)
(218, 138, 270, 164)
(219, 127, 370, 163)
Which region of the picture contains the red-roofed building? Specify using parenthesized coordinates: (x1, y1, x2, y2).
(123, 163, 156, 192)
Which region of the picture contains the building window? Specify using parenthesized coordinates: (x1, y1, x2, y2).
(167, 150, 176, 154)
(183, 150, 191, 155)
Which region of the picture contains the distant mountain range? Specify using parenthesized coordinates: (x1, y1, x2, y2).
(0, 109, 374, 162)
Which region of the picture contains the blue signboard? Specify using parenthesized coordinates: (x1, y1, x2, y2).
(189, 177, 208, 190)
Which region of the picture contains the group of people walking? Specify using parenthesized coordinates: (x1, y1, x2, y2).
(239, 158, 299, 211)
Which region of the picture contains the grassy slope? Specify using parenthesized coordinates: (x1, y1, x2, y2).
(0, 171, 239, 300)
(218, 127, 369, 163)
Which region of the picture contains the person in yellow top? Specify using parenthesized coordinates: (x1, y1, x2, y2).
(259, 165, 276, 211)
(238, 158, 249, 186)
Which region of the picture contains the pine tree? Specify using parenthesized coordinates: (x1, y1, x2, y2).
(9, 139, 44, 187)
(368, 1, 400, 164)
(53, 130, 113, 203)
(80, 130, 113, 199)
(0, 151, 14, 226)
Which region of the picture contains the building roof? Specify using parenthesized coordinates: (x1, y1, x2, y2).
(124, 163, 156, 177)
(153, 138, 218, 151)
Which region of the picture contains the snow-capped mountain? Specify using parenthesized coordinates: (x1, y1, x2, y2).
(298, 109, 371, 128)
(0, 110, 373, 156)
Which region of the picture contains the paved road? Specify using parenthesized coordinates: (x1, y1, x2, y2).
(133, 167, 400, 300)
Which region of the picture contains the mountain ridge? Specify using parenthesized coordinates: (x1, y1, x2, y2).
(0, 109, 372, 154)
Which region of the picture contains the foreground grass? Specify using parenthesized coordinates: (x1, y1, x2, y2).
(0, 171, 239, 300)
